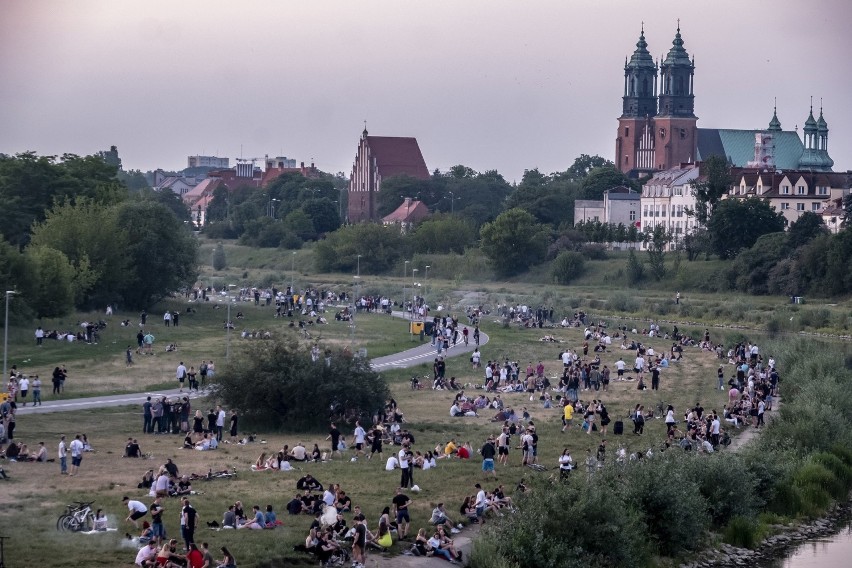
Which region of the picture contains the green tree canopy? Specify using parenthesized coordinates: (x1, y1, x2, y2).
(707, 198, 786, 259)
(410, 213, 477, 254)
(21, 246, 77, 318)
(579, 166, 635, 200)
(211, 338, 389, 430)
(314, 223, 407, 274)
(479, 208, 550, 276)
(691, 155, 732, 225)
(114, 200, 199, 308)
(787, 211, 828, 249)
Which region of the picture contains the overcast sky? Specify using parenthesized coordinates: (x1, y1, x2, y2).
(1, 0, 849, 182)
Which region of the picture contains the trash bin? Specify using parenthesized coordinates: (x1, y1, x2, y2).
(410, 321, 424, 335)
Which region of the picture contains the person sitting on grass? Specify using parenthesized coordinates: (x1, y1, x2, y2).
(221, 505, 237, 529)
(238, 505, 265, 529)
(427, 531, 457, 563)
(430, 503, 461, 534)
(134, 540, 159, 567)
(296, 473, 323, 492)
(125, 438, 143, 458)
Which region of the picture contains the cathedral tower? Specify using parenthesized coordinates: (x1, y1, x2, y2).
(616, 25, 660, 175)
(652, 24, 698, 170)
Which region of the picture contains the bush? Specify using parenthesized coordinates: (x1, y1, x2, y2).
(581, 243, 608, 260)
(212, 243, 227, 270)
(211, 337, 389, 431)
(551, 251, 586, 284)
(475, 475, 650, 568)
(723, 516, 764, 549)
(609, 292, 639, 313)
(626, 248, 645, 284)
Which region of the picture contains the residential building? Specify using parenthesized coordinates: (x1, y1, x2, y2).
(640, 163, 700, 244)
(348, 128, 430, 223)
(603, 186, 641, 227)
(153, 170, 199, 196)
(574, 200, 605, 224)
(382, 197, 430, 233)
(182, 178, 222, 227)
(188, 155, 229, 169)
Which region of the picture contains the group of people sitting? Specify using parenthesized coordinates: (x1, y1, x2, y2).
(251, 442, 324, 471)
(0, 440, 48, 462)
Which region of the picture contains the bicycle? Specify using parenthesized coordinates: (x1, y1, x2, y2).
(57, 501, 95, 532)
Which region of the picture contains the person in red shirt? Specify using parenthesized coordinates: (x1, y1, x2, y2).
(185, 543, 204, 568)
(456, 442, 471, 460)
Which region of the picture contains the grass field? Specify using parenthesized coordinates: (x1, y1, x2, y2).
(2, 240, 849, 566)
(2, 305, 734, 567)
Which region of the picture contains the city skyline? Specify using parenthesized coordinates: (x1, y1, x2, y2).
(1, 0, 850, 182)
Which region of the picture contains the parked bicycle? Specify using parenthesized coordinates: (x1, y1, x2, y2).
(57, 501, 95, 532)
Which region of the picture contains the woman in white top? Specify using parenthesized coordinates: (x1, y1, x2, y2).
(665, 405, 676, 433)
(559, 448, 573, 479)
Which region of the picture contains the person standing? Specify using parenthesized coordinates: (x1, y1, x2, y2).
(474, 483, 487, 525)
(353, 421, 366, 457)
(31, 375, 42, 406)
(199, 361, 208, 388)
(206, 361, 215, 379)
(181, 498, 198, 551)
(392, 488, 411, 540)
(398, 445, 412, 488)
(352, 515, 367, 568)
(126, 346, 134, 366)
(58, 435, 68, 475)
(143, 396, 153, 434)
(229, 409, 238, 442)
(35, 326, 44, 346)
(651, 365, 660, 391)
(19, 375, 29, 406)
(480, 436, 497, 479)
(69, 434, 84, 476)
(216, 405, 225, 441)
(176, 362, 187, 393)
(140, 310, 147, 325)
(163, 311, 171, 327)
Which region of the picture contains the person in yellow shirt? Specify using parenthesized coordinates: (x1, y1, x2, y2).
(562, 401, 574, 432)
(443, 439, 457, 458)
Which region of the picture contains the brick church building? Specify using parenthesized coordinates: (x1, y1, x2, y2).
(615, 25, 835, 177)
(347, 128, 430, 223)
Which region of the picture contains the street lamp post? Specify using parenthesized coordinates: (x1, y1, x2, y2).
(225, 284, 236, 360)
(269, 198, 280, 219)
(352, 276, 360, 345)
(357, 254, 362, 278)
(424, 265, 430, 302)
(412, 269, 419, 319)
(3, 291, 16, 379)
(448, 191, 455, 215)
(403, 261, 409, 318)
(290, 251, 296, 292)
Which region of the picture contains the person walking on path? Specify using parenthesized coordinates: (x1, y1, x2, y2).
(176, 362, 187, 393)
(31, 376, 41, 406)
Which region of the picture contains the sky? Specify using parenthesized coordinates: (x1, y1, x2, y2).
(1, 0, 850, 182)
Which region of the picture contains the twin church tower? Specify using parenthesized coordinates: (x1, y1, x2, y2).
(615, 24, 834, 176)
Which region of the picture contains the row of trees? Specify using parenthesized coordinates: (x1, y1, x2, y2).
(0, 152, 199, 318)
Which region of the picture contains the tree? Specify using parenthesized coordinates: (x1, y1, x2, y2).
(727, 233, 788, 294)
(579, 166, 635, 200)
(707, 198, 786, 259)
(314, 224, 407, 274)
(843, 193, 852, 228)
(29, 198, 129, 308)
(626, 248, 645, 284)
(21, 246, 77, 318)
(212, 243, 227, 270)
(551, 251, 586, 284)
(282, 210, 316, 241)
(565, 154, 614, 181)
(645, 225, 670, 280)
(479, 208, 550, 277)
(682, 227, 711, 261)
(788, 211, 828, 249)
(690, 155, 731, 225)
(301, 198, 341, 234)
(211, 338, 389, 431)
(376, 175, 435, 218)
(139, 188, 191, 222)
(504, 169, 580, 228)
(114, 200, 199, 308)
(411, 214, 476, 254)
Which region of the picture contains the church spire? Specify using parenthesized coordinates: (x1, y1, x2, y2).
(657, 22, 695, 117)
(621, 24, 658, 118)
(768, 98, 782, 132)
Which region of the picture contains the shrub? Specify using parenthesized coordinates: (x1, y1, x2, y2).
(477, 476, 651, 568)
(626, 248, 645, 284)
(723, 516, 763, 549)
(211, 337, 389, 431)
(581, 243, 608, 260)
(212, 243, 227, 270)
(551, 251, 586, 284)
(608, 292, 639, 313)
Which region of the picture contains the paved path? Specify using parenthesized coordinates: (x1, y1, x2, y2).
(16, 313, 488, 416)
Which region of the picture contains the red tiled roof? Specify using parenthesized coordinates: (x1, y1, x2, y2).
(366, 136, 430, 180)
(382, 198, 430, 223)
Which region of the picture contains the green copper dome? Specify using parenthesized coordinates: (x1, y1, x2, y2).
(627, 27, 656, 70)
(817, 108, 828, 132)
(804, 107, 817, 132)
(663, 25, 692, 66)
(768, 106, 782, 132)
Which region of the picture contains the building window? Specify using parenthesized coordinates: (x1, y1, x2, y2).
(625, 127, 629, 137)
(782, 185, 790, 195)
(796, 203, 805, 211)
(625, 156, 629, 165)
(629, 210, 636, 221)
(818, 186, 828, 195)
(781, 203, 790, 210)
(797, 185, 806, 195)
(812, 203, 821, 211)
(661, 206, 666, 217)
(643, 206, 648, 217)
